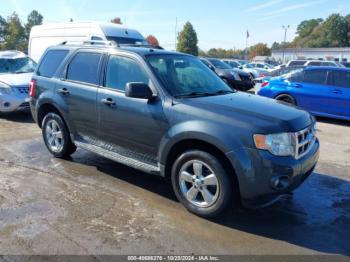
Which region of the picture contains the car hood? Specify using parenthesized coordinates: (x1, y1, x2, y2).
(178, 92, 313, 133)
(216, 68, 249, 77)
(0, 73, 33, 86)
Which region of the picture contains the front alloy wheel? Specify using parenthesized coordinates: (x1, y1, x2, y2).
(172, 150, 232, 218)
(179, 160, 219, 208)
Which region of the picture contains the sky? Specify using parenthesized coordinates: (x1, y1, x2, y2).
(1, 0, 350, 50)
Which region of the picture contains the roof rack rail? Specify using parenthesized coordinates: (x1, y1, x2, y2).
(118, 44, 164, 49)
(60, 40, 118, 47)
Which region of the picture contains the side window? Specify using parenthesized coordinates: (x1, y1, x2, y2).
(308, 61, 321, 66)
(304, 70, 327, 85)
(37, 50, 69, 78)
(66, 52, 102, 85)
(105, 56, 150, 91)
(331, 71, 350, 88)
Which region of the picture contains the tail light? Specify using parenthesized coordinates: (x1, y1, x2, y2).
(29, 80, 35, 97)
(261, 81, 269, 88)
(259, 73, 266, 77)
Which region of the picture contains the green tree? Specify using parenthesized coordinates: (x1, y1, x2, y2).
(25, 10, 43, 39)
(176, 22, 198, 56)
(296, 18, 323, 38)
(322, 14, 349, 47)
(3, 12, 25, 51)
(248, 43, 271, 59)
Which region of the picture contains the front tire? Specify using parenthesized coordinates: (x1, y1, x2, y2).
(42, 113, 76, 158)
(171, 150, 232, 218)
(275, 94, 296, 105)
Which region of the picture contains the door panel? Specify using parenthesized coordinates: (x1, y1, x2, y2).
(293, 70, 330, 114)
(97, 55, 166, 160)
(327, 71, 350, 117)
(58, 51, 103, 139)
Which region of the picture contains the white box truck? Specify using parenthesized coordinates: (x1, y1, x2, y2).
(29, 22, 147, 62)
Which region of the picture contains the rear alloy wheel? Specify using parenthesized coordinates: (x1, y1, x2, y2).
(171, 150, 232, 218)
(275, 94, 296, 105)
(42, 113, 76, 158)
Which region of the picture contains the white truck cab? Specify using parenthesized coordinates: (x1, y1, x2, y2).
(29, 22, 147, 62)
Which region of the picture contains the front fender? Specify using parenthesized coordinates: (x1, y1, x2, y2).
(158, 120, 246, 166)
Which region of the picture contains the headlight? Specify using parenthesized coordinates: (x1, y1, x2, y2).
(231, 72, 241, 81)
(254, 132, 295, 156)
(0, 82, 12, 95)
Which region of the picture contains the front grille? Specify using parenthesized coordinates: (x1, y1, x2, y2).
(239, 74, 252, 82)
(15, 86, 29, 94)
(18, 102, 30, 109)
(294, 125, 317, 159)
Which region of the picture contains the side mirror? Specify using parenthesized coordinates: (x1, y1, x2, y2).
(208, 65, 216, 71)
(239, 66, 243, 69)
(125, 82, 154, 99)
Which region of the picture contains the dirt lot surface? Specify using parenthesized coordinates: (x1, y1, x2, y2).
(0, 112, 349, 256)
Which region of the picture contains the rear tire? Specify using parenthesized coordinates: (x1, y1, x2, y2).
(275, 94, 296, 105)
(171, 150, 232, 218)
(42, 113, 76, 158)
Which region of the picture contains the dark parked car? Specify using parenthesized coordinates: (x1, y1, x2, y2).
(258, 67, 350, 121)
(341, 62, 350, 68)
(200, 57, 254, 91)
(30, 42, 319, 217)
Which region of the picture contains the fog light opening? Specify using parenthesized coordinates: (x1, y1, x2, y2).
(271, 176, 290, 191)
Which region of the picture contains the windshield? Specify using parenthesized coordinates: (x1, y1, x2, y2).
(208, 59, 232, 69)
(244, 64, 254, 68)
(147, 55, 232, 97)
(106, 36, 146, 45)
(0, 57, 37, 74)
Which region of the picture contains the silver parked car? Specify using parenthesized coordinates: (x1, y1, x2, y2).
(0, 51, 36, 113)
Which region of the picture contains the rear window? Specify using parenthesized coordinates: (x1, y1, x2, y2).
(66, 52, 102, 85)
(304, 70, 328, 85)
(37, 50, 69, 78)
(307, 61, 322, 66)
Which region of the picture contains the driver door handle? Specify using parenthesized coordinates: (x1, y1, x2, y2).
(101, 98, 116, 107)
(332, 89, 343, 94)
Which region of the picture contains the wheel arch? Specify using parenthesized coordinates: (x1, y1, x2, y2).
(162, 138, 240, 197)
(274, 93, 297, 105)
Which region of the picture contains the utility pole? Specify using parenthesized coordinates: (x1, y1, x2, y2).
(174, 17, 178, 51)
(282, 25, 290, 63)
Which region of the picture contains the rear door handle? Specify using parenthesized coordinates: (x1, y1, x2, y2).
(101, 98, 116, 107)
(332, 89, 343, 94)
(57, 88, 70, 95)
(294, 84, 302, 88)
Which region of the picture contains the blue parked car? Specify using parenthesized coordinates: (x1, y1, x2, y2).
(258, 67, 350, 121)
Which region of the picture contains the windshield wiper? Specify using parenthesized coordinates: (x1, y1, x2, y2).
(174, 90, 235, 99)
(210, 90, 235, 95)
(174, 92, 213, 98)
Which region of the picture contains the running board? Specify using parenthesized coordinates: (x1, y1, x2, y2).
(74, 141, 161, 175)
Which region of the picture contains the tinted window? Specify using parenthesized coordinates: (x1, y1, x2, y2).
(105, 56, 150, 91)
(307, 61, 322, 66)
(67, 52, 102, 85)
(289, 61, 306, 66)
(304, 70, 327, 84)
(37, 50, 69, 78)
(331, 71, 350, 88)
(208, 59, 231, 69)
(322, 62, 335, 66)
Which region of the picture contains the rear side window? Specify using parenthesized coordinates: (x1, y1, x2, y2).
(37, 50, 69, 78)
(307, 61, 321, 66)
(66, 52, 102, 85)
(331, 71, 350, 88)
(304, 70, 327, 85)
(289, 61, 306, 66)
(105, 55, 150, 91)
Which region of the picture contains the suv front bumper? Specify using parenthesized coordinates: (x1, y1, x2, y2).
(227, 138, 320, 208)
(0, 93, 30, 113)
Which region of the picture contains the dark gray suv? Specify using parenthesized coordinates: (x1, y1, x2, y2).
(30, 42, 319, 218)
